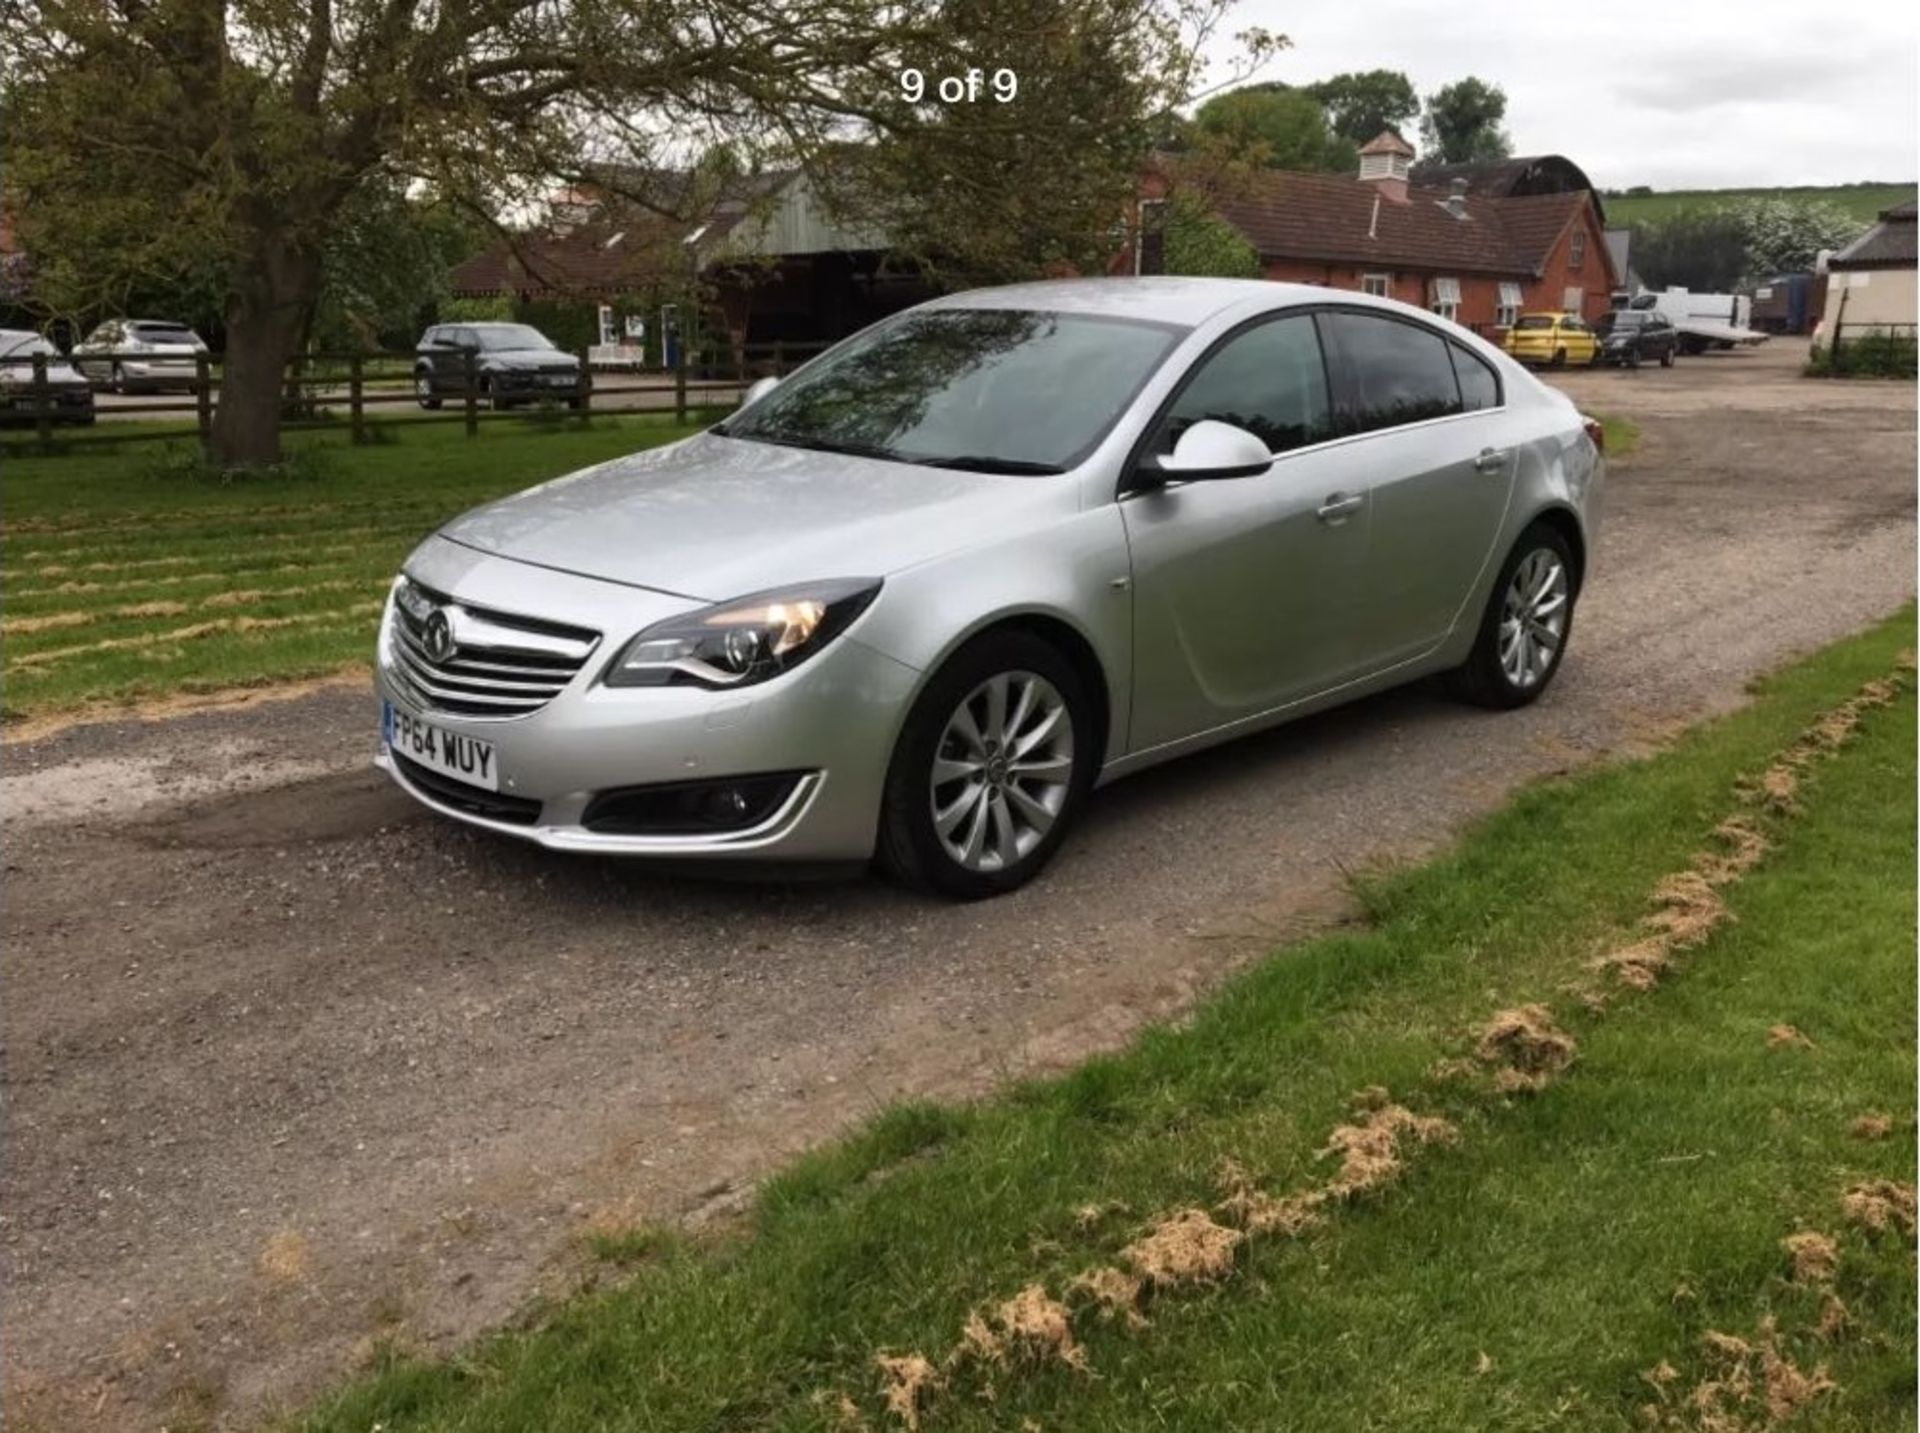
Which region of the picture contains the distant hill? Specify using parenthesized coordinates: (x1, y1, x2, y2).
(1602, 183, 1916, 226)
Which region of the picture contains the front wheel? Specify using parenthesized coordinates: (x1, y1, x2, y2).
(414, 371, 441, 410)
(876, 631, 1094, 899)
(110, 363, 128, 395)
(1660, 348, 1675, 368)
(1550, 347, 1567, 369)
(1444, 522, 1578, 710)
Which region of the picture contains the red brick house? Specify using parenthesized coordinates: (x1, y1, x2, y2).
(1140, 132, 1617, 338)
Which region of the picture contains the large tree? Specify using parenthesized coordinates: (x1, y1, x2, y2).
(1190, 83, 1354, 174)
(1420, 77, 1512, 164)
(1303, 68, 1417, 148)
(4, 0, 1253, 466)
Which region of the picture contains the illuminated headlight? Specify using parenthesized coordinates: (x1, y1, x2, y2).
(603, 579, 880, 690)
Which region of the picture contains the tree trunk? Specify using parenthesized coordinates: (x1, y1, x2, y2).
(208, 240, 322, 468)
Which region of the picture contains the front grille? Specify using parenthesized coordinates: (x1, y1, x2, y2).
(386, 580, 600, 719)
(392, 752, 543, 825)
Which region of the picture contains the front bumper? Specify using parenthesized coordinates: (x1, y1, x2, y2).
(489, 369, 584, 397)
(372, 537, 920, 860)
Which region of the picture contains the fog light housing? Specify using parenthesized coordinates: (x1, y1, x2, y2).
(580, 772, 810, 836)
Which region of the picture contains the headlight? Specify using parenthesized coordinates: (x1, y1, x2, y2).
(603, 579, 881, 689)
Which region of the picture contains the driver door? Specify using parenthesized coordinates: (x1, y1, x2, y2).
(1121, 312, 1373, 752)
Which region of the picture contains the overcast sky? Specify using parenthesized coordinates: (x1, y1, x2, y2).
(1212, 0, 1918, 190)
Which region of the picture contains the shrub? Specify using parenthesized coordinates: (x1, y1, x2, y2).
(1808, 331, 1918, 379)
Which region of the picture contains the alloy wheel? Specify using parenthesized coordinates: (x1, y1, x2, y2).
(1498, 548, 1569, 689)
(929, 670, 1074, 873)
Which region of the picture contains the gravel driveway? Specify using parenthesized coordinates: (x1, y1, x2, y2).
(4, 339, 1913, 1429)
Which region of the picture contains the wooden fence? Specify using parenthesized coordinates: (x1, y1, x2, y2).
(0, 338, 831, 453)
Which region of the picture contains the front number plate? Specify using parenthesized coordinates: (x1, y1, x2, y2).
(383, 699, 498, 792)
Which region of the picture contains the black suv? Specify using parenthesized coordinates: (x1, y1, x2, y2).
(414, 322, 584, 409)
(1594, 310, 1678, 369)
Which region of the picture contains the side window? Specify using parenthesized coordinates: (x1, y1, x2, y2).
(1157, 314, 1333, 456)
(1449, 343, 1500, 411)
(1323, 311, 1463, 435)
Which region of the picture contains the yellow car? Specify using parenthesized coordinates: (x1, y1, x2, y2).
(1504, 312, 1598, 368)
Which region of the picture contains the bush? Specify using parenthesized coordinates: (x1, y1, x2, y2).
(1807, 331, 1918, 379)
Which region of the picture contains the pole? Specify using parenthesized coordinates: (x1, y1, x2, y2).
(32, 352, 52, 450)
(195, 353, 213, 455)
(463, 349, 479, 437)
(349, 354, 365, 444)
(674, 324, 687, 425)
(576, 344, 592, 423)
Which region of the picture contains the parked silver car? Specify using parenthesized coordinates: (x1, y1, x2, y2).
(0, 329, 95, 425)
(72, 318, 208, 393)
(376, 278, 1603, 897)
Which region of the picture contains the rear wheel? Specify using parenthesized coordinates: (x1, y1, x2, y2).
(876, 631, 1094, 899)
(1444, 521, 1578, 710)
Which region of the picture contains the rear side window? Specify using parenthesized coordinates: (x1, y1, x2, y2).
(1322, 311, 1463, 434)
(1158, 314, 1333, 455)
(1449, 343, 1500, 411)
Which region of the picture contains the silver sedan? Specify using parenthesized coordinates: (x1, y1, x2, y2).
(376, 278, 1602, 897)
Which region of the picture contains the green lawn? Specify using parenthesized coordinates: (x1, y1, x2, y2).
(1, 415, 710, 721)
(1604, 182, 1915, 227)
(298, 612, 1916, 1432)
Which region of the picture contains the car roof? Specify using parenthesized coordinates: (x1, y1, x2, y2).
(925, 276, 1343, 327)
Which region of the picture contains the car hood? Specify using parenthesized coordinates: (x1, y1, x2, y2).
(484, 349, 577, 370)
(438, 431, 1076, 600)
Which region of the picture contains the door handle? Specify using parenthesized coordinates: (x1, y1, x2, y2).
(1316, 491, 1366, 524)
(1475, 447, 1509, 473)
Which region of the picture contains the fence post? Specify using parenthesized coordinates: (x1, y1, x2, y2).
(674, 329, 687, 425)
(195, 353, 213, 453)
(32, 352, 52, 451)
(773, 339, 784, 375)
(349, 354, 366, 444)
(462, 349, 479, 438)
(576, 345, 592, 423)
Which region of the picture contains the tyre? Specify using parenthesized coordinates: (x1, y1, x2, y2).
(1550, 347, 1567, 369)
(1660, 348, 1675, 368)
(1627, 349, 1642, 369)
(110, 363, 128, 395)
(876, 630, 1095, 899)
(414, 371, 441, 410)
(1443, 521, 1578, 710)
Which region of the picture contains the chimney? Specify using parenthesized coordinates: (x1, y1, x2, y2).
(1444, 177, 1469, 220)
(1357, 130, 1415, 205)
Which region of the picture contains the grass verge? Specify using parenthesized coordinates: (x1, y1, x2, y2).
(297, 610, 1916, 1431)
(1, 415, 710, 722)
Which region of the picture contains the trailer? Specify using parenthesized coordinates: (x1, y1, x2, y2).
(1626, 288, 1770, 352)
(1750, 272, 1827, 335)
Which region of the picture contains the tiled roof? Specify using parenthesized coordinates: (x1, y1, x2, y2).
(1829, 202, 1916, 269)
(449, 169, 804, 297)
(1358, 130, 1415, 156)
(1212, 168, 1595, 278)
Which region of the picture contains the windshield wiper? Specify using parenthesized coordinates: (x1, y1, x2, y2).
(914, 454, 1066, 475)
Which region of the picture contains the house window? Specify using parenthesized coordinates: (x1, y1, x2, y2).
(1569, 228, 1586, 269)
(1428, 276, 1462, 323)
(1496, 282, 1523, 328)
(1562, 286, 1584, 315)
(1361, 273, 1391, 297)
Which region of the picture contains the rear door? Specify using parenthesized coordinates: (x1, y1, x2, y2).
(1121, 311, 1374, 750)
(1319, 309, 1515, 667)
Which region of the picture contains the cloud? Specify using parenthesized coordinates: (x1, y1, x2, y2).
(1215, 0, 1918, 190)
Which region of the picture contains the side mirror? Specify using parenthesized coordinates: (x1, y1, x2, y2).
(741, 375, 780, 408)
(1136, 419, 1273, 488)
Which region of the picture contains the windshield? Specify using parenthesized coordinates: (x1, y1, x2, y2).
(719, 308, 1184, 473)
(1606, 312, 1647, 329)
(131, 323, 200, 344)
(475, 324, 554, 351)
(1513, 316, 1556, 331)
